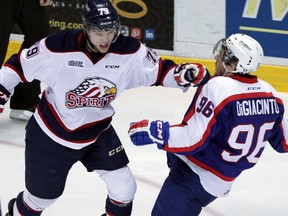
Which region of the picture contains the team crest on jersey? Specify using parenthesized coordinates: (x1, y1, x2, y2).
(66, 77, 117, 108)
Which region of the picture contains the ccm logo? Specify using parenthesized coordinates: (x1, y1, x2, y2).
(109, 145, 124, 156)
(157, 121, 163, 139)
(105, 65, 120, 68)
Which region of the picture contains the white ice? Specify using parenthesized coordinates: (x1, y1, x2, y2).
(0, 86, 288, 216)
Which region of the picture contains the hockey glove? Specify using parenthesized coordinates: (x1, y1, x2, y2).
(174, 63, 210, 87)
(128, 119, 170, 149)
(0, 84, 11, 115)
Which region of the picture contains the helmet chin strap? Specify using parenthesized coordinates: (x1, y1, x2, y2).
(222, 62, 238, 75)
(84, 30, 100, 53)
(112, 30, 120, 43)
(87, 39, 99, 53)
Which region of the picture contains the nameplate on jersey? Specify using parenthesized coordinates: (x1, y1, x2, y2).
(236, 98, 280, 116)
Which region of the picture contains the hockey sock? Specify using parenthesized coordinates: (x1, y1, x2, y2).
(105, 197, 133, 216)
(15, 192, 42, 216)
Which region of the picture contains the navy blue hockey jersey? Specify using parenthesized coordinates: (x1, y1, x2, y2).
(165, 74, 288, 196)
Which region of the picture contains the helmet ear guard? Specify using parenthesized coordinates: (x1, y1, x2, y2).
(213, 34, 264, 74)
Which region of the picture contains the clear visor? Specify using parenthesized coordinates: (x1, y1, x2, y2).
(85, 22, 119, 32)
(213, 38, 226, 56)
(213, 38, 239, 66)
(84, 21, 120, 44)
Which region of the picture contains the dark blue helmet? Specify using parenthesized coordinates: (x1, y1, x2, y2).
(82, 0, 120, 31)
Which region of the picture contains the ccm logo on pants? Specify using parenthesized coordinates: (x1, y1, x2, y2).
(109, 145, 124, 156)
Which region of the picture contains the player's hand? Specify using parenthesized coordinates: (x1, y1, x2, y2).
(0, 104, 4, 115)
(0, 85, 11, 115)
(174, 63, 210, 87)
(128, 120, 170, 149)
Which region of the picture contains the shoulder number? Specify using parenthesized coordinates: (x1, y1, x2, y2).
(26, 45, 40, 59)
(196, 96, 214, 118)
(146, 48, 158, 65)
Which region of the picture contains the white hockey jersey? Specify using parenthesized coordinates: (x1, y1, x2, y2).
(165, 74, 288, 197)
(0, 30, 183, 149)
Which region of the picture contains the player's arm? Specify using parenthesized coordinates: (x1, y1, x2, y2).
(0, 38, 52, 116)
(128, 83, 217, 153)
(0, 84, 11, 114)
(158, 59, 210, 88)
(268, 118, 288, 152)
(267, 100, 288, 152)
(0, 53, 25, 115)
(133, 45, 210, 89)
(128, 119, 201, 153)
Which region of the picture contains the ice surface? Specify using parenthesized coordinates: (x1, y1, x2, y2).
(0, 87, 287, 216)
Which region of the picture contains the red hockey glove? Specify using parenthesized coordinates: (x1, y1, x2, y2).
(0, 84, 11, 115)
(128, 120, 170, 149)
(174, 63, 210, 87)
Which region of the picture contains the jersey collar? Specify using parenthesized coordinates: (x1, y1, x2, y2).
(229, 74, 258, 84)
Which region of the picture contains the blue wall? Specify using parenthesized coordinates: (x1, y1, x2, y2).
(226, 0, 288, 58)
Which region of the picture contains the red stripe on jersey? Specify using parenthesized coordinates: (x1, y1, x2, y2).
(186, 156, 236, 181)
(4, 64, 28, 83)
(36, 92, 112, 144)
(280, 122, 288, 151)
(166, 91, 280, 154)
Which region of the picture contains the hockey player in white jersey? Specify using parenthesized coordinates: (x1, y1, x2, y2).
(129, 33, 288, 216)
(0, 0, 210, 215)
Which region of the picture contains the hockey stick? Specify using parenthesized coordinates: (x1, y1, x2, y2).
(0, 196, 2, 216)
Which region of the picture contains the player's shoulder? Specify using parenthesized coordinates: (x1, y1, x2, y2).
(257, 78, 274, 89)
(207, 74, 257, 87)
(202, 75, 249, 99)
(205, 74, 280, 99)
(44, 29, 83, 53)
(206, 75, 234, 89)
(110, 34, 141, 54)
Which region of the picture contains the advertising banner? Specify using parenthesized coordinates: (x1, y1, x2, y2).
(226, 0, 288, 58)
(13, 0, 174, 51)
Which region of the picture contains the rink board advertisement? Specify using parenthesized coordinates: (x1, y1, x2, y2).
(226, 0, 288, 58)
(12, 0, 174, 51)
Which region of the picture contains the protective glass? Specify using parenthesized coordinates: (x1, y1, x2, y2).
(213, 38, 239, 66)
(84, 22, 118, 32)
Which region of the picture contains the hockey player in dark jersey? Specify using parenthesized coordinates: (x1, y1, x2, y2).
(0, 0, 210, 215)
(129, 33, 288, 216)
